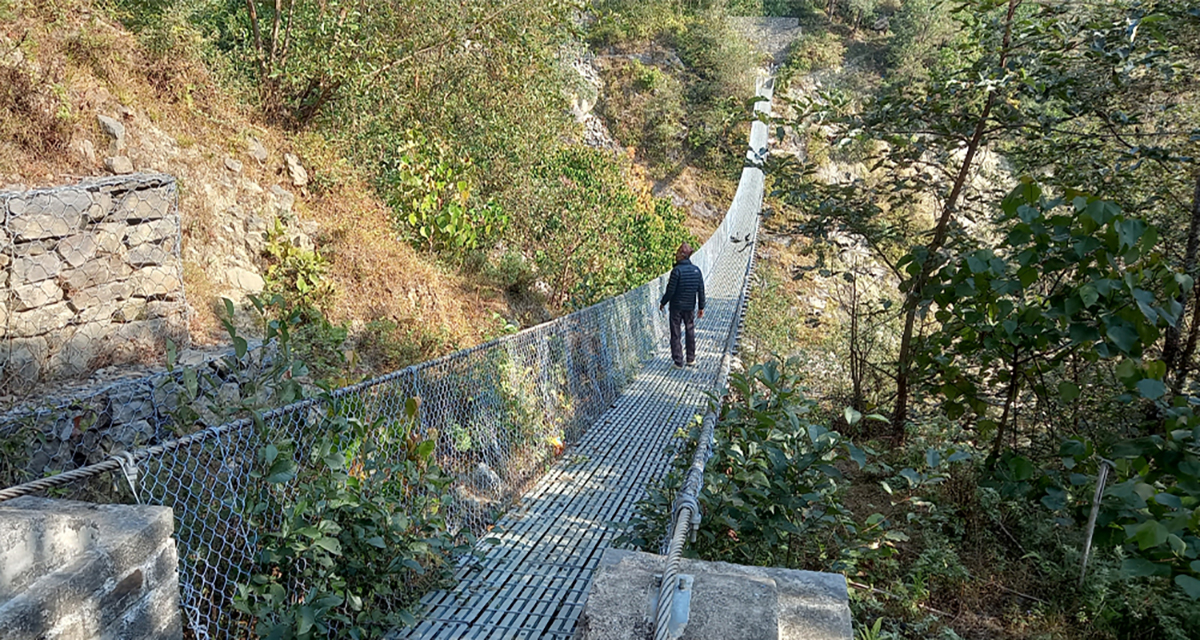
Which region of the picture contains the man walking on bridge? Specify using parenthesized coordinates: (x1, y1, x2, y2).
(659, 242, 705, 369)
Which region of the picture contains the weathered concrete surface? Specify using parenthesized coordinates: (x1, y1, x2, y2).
(0, 497, 182, 640)
(573, 549, 852, 640)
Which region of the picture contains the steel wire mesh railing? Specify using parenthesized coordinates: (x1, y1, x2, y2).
(0, 74, 773, 640)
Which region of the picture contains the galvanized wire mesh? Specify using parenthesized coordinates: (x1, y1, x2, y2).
(0, 76, 773, 638)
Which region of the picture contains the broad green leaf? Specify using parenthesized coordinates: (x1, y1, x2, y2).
(1168, 534, 1187, 555)
(298, 606, 315, 635)
(1058, 381, 1081, 402)
(1132, 520, 1169, 550)
(312, 537, 342, 555)
(1176, 575, 1200, 599)
(1007, 456, 1035, 481)
(846, 443, 867, 469)
(1154, 493, 1182, 510)
(1107, 323, 1140, 353)
(1137, 379, 1165, 400)
(1079, 284, 1099, 308)
(1122, 557, 1171, 577)
(844, 407, 862, 426)
(265, 457, 297, 484)
(417, 439, 436, 460)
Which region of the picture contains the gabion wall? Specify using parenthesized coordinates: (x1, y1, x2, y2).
(0, 174, 186, 396)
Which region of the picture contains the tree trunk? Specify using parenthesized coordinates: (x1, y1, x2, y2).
(246, 0, 264, 75)
(987, 350, 1022, 467)
(1167, 171, 1200, 392)
(891, 0, 1022, 441)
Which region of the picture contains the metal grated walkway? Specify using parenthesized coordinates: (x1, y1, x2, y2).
(401, 76, 770, 637)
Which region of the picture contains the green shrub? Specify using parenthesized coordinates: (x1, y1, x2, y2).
(233, 399, 468, 637)
(263, 219, 335, 313)
(782, 30, 846, 77)
(623, 360, 883, 570)
(378, 133, 508, 255)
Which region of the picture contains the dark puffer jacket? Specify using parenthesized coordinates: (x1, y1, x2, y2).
(660, 259, 705, 312)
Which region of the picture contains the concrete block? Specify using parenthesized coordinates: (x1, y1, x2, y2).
(573, 549, 852, 640)
(0, 497, 181, 640)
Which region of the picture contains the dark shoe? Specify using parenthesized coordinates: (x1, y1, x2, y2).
(686, 360, 696, 367)
(672, 362, 684, 369)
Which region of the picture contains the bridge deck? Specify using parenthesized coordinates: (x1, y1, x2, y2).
(401, 186, 761, 639)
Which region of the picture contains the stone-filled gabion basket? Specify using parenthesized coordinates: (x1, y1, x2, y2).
(0, 174, 187, 398)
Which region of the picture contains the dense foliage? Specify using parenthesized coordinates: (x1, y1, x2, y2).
(626, 0, 1200, 638)
(107, 0, 713, 318)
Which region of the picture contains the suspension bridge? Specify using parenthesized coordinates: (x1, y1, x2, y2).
(0, 71, 776, 640)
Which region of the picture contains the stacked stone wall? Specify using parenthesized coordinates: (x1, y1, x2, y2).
(0, 174, 187, 395)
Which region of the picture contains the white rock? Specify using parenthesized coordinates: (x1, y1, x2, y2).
(12, 252, 63, 284)
(249, 138, 269, 164)
(225, 267, 265, 294)
(13, 279, 63, 310)
(284, 153, 308, 187)
(57, 234, 99, 268)
(224, 157, 244, 174)
(105, 156, 134, 175)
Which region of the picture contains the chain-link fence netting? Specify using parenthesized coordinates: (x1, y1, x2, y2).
(0, 76, 772, 639)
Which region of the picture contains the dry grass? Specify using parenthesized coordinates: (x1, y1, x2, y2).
(0, 0, 504, 364)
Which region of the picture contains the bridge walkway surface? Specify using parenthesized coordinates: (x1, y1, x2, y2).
(401, 77, 773, 640)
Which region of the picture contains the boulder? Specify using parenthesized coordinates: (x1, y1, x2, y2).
(4, 337, 48, 386)
(105, 156, 135, 175)
(94, 223, 126, 254)
(97, 114, 126, 151)
(61, 256, 132, 292)
(249, 138, 269, 164)
(574, 549, 853, 640)
(126, 243, 170, 267)
(134, 265, 183, 298)
(10, 302, 74, 337)
(69, 281, 134, 311)
(225, 267, 264, 294)
(113, 188, 171, 221)
(50, 321, 112, 377)
(124, 220, 176, 247)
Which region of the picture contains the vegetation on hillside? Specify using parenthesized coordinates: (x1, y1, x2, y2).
(0, 0, 770, 384)
(630, 1, 1200, 638)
